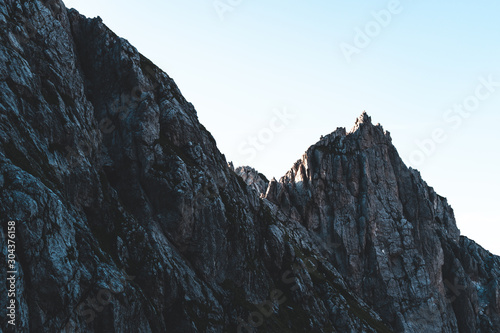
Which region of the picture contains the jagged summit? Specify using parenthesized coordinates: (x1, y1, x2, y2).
(355, 110, 372, 124)
(315, 112, 391, 153)
(301, 113, 393, 176)
(349, 110, 372, 133)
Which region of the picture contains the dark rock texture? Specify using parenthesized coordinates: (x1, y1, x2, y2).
(0, 1, 498, 332)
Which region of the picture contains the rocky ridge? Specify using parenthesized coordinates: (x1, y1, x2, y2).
(0, 1, 498, 332)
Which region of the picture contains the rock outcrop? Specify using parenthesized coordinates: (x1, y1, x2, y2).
(0, 1, 498, 332)
(265, 112, 500, 332)
(235, 166, 269, 197)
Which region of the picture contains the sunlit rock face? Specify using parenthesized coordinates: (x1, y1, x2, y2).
(0, 1, 499, 332)
(235, 166, 269, 197)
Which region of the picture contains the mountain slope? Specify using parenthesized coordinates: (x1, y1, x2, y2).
(0, 1, 498, 332)
(265, 113, 500, 332)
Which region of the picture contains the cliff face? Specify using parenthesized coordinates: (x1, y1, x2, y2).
(0, 1, 498, 332)
(265, 113, 500, 332)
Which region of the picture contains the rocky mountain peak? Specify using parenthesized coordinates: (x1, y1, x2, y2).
(356, 110, 372, 124)
(1, 1, 499, 332)
(265, 112, 500, 331)
(348, 110, 371, 133)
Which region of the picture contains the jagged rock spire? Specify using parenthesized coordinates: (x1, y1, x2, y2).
(349, 111, 372, 133)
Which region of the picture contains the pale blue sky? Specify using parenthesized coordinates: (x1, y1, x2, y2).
(63, 0, 500, 254)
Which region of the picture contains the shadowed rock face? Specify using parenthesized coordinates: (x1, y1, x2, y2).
(0, 1, 498, 332)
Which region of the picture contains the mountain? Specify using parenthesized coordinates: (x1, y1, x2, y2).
(0, 1, 499, 332)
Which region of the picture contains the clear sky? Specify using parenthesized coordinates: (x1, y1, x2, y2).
(62, 0, 500, 255)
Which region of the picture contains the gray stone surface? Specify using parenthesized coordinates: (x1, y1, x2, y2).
(235, 166, 269, 197)
(0, 1, 498, 332)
